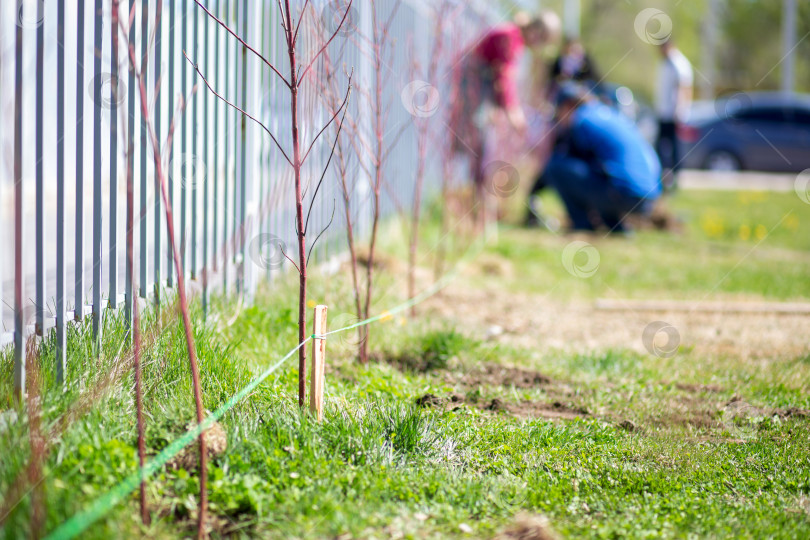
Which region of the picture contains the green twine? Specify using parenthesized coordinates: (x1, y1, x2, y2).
(46, 237, 486, 539)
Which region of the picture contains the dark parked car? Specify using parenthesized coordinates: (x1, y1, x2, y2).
(679, 92, 810, 172)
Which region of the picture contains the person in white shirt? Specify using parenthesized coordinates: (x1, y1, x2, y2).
(655, 38, 693, 189)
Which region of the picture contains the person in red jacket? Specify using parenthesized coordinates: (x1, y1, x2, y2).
(451, 11, 561, 228)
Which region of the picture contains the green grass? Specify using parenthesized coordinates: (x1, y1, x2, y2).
(1, 188, 809, 538)
(486, 188, 810, 301)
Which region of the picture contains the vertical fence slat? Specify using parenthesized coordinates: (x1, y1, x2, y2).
(36, 0, 45, 338)
(167, 0, 175, 288)
(233, 0, 240, 295)
(235, 0, 244, 295)
(154, 0, 162, 304)
(201, 8, 211, 315)
(56, 0, 67, 382)
(257, 1, 264, 278)
(242, 0, 249, 295)
(222, 0, 230, 297)
(13, 0, 26, 397)
(92, 0, 104, 346)
(271, 3, 280, 283)
(139, 0, 149, 298)
(202, 6, 210, 314)
(76, 0, 86, 323)
(232, 0, 239, 295)
(109, 0, 120, 312)
(190, 4, 199, 280)
(212, 0, 221, 279)
(181, 0, 188, 278)
(243, 0, 255, 301)
(262, 0, 271, 281)
(125, 0, 136, 327)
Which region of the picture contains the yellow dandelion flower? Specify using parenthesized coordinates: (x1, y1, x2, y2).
(307, 300, 316, 309)
(755, 224, 768, 240)
(738, 224, 750, 241)
(700, 212, 725, 238)
(380, 310, 393, 322)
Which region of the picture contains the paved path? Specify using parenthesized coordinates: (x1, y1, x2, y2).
(679, 170, 799, 192)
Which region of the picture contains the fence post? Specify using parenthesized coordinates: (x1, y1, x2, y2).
(92, 0, 104, 349)
(13, 0, 25, 398)
(309, 305, 328, 422)
(56, 0, 67, 382)
(242, 0, 259, 304)
(35, 0, 45, 340)
(75, 0, 86, 325)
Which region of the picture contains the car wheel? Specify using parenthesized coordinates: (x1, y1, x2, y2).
(704, 150, 742, 172)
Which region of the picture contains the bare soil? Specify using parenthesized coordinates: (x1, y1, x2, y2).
(407, 251, 810, 430)
(495, 513, 561, 540)
(415, 391, 590, 421)
(422, 272, 810, 362)
(451, 365, 552, 388)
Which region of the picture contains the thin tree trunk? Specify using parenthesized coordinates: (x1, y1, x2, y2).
(360, 7, 385, 364)
(283, 0, 308, 406)
(114, 0, 148, 524)
(128, 39, 208, 538)
(408, 135, 427, 314)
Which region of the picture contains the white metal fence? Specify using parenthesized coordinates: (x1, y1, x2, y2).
(0, 0, 495, 393)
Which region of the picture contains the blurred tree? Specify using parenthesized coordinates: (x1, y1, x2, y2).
(494, 0, 810, 101)
(719, 0, 810, 94)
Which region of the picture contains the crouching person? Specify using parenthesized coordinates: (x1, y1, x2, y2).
(535, 83, 661, 233)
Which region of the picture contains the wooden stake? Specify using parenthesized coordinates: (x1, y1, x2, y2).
(309, 305, 328, 421)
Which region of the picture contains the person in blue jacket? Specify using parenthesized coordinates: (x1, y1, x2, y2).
(527, 83, 661, 233)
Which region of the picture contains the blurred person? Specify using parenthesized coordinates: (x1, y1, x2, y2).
(550, 36, 598, 86)
(528, 83, 661, 233)
(655, 37, 693, 190)
(451, 10, 561, 227)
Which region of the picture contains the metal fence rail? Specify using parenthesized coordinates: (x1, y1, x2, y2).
(0, 0, 493, 395)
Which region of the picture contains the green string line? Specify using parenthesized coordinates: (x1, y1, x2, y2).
(46, 340, 309, 540)
(46, 237, 486, 540)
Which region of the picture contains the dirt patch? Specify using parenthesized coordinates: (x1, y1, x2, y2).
(674, 383, 723, 393)
(415, 393, 444, 408)
(415, 393, 465, 410)
(495, 513, 560, 540)
(415, 393, 589, 421)
(624, 201, 684, 233)
(693, 436, 748, 445)
(649, 396, 810, 432)
(380, 351, 449, 374)
(787, 495, 810, 517)
(496, 399, 588, 420)
(167, 421, 228, 471)
(723, 396, 810, 420)
(409, 360, 582, 421)
(422, 283, 810, 362)
(654, 409, 720, 430)
(778, 407, 810, 419)
(452, 365, 552, 389)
